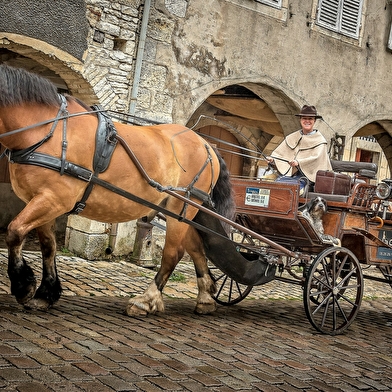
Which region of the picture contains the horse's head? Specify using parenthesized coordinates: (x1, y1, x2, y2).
(0, 65, 65, 148)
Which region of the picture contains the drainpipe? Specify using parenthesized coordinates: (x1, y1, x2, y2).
(126, 0, 153, 263)
(106, 223, 118, 255)
(128, 0, 152, 117)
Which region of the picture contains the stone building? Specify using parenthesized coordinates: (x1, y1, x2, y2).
(1, 0, 392, 258)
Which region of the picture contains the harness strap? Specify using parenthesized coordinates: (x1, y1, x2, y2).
(59, 95, 69, 175)
(6, 96, 68, 162)
(72, 107, 118, 214)
(179, 144, 213, 217)
(9, 151, 213, 214)
(115, 133, 213, 216)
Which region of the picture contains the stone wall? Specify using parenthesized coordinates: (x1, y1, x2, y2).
(2, 0, 392, 258)
(3, 1, 392, 141)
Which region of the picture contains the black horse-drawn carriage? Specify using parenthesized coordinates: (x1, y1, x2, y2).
(210, 159, 392, 335)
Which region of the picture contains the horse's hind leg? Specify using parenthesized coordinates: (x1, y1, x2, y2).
(125, 244, 181, 316)
(25, 220, 62, 310)
(125, 219, 186, 317)
(185, 227, 217, 314)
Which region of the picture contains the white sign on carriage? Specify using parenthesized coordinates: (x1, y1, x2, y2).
(244, 187, 270, 207)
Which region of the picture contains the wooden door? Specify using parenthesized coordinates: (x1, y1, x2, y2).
(197, 125, 243, 176)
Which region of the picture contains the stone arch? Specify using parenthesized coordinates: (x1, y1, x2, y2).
(353, 120, 392, 180)
(0, 36, 100, 228)
(186, 81, 302, 176)
(0, 34, 98, 104)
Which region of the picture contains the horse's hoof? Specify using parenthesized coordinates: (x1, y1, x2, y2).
(124, 303, 149, 317)
(23, 298, 51, 311)
(194, 301, 217, 315)
(125, 294, 165, 317)
(15, 286, 36, 306)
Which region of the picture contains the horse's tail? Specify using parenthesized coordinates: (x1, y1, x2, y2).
(211, 149, 236, 222)
(194, 151, 276, 286)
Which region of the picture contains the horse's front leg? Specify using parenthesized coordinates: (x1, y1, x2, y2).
(6, 224, 37, 305)
(25, 220, 62, 310)
(6, 197, 65, 309)
(185, 227, 217, 315)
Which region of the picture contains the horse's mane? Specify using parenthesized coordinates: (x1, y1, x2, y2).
(0, 64, 61, 107)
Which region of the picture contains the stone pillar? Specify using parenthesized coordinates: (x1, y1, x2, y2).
(65, 215, 164, 263)
(65, 215, 110, 260)
(65, 216, 143, 260)
(107, 220, 137, 257)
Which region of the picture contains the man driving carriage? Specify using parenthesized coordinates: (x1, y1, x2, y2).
(268, 105, 332, 192)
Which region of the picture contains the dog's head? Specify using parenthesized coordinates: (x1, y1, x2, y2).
(308, 196, 327, 217)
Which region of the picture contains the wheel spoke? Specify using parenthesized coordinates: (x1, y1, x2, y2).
(303, 247, 363, 335)
(335, 297, 349, 323)
(227, 279, 234, 302)
(210, 265, 253, 306)
(216, 274, 228, 293)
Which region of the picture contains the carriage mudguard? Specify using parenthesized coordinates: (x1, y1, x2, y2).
(352, 227, 392, 249)
(193, 206, 276, 286)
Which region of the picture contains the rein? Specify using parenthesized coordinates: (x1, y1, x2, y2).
(0, 105, 104, 140)
(0, 105, 163, 142)
(0, 96, 69, 160)
(4, 97, 215, 215)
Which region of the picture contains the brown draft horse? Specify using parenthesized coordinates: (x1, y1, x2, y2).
(0, 64, 235, 316)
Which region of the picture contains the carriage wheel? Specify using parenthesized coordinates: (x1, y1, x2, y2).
(303, 247, 363, 335)
(209, 266, 253, 305)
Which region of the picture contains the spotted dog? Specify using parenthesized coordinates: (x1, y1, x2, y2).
(301, 196, 327, 235)
(300, 197, 340, 245)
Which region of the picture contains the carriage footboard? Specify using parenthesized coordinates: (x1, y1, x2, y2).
(193, 209, 276, 285)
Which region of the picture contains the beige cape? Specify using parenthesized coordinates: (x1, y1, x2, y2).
(271, 130, 332, 182)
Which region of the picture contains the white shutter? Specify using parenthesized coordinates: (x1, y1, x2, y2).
(318, 0, 340, 30)
(255, 0, 282, 9)
(388, 23, 392, 51)
(317, 0, 363, 39)
(341, 0, 362, 37)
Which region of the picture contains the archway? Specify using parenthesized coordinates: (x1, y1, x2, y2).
(0, 48, 96, 229)
(352, 122, 392, 181)
(188, 83, 300, 177)
(197, 125, 243, 176)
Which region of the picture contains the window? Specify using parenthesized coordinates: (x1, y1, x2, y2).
(255, 0, 282, 9)
(388, 22, 392, 51)
(316, 0, 364, 39)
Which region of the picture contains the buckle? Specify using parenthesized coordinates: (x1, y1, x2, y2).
(72, 202, 86, 214)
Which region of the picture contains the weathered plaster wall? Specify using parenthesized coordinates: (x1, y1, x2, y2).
(135, 0, 392, 143)
(0, 0, 88, 60)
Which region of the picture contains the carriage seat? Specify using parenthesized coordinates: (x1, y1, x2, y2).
(331, 160, 378, 179)
(306, 191, 349, 203)
(306, 160, 378, 203)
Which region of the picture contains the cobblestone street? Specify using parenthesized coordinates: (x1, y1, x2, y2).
(1, 250, 392, 391)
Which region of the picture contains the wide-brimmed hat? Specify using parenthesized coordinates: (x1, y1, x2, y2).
(295, 105, 322, 119)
